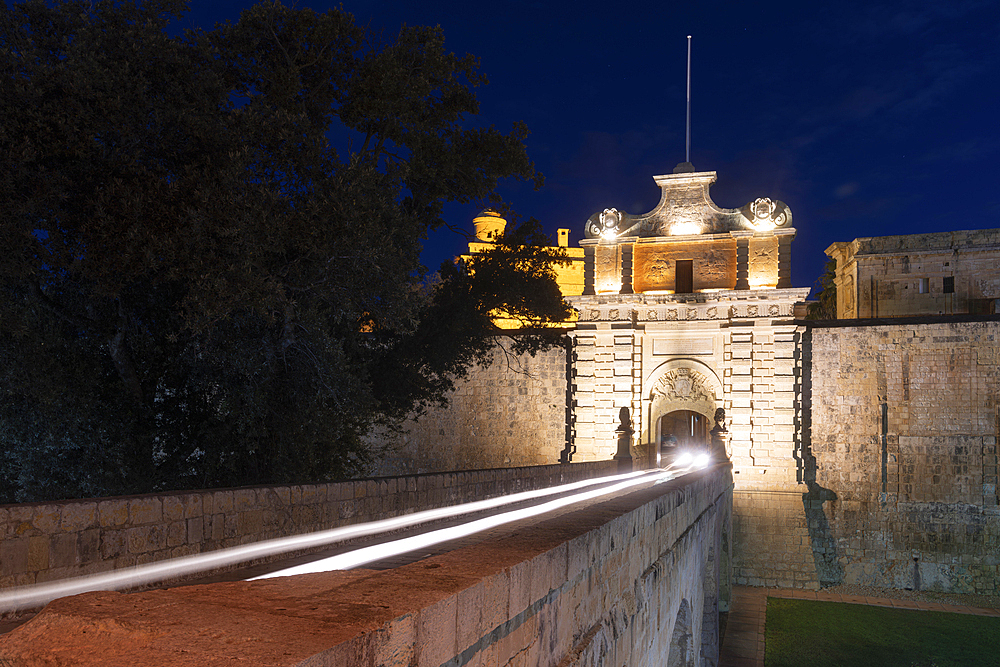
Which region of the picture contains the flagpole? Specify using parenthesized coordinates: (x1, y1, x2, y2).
(686, 35, 692, 165)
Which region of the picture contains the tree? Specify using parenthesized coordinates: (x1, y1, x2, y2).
(0, 0, 569, 502)
(806, 258, 838, 320)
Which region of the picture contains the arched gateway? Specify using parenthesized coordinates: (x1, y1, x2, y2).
(566, 169, 810, 486)
(645, 360, 722, 463)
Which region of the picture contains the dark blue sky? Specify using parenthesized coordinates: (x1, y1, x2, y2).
(182, 1, 999, 293)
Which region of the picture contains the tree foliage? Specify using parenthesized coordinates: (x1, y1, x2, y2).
(0, 0, 569, 502)
(806, 258, 838, 320)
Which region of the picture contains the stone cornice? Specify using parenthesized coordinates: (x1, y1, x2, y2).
(567, 288, 811, 323)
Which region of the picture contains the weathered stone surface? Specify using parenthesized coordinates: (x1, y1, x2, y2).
(735, 320, 1000, 594)
(60, 503, 97, 532)
(128, 498, 162, 525)
(0, 467, 732, 667)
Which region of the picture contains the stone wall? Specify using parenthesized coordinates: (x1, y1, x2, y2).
(0, 461, 616, 592)
(0, 465, 734, 667)
(733, 318, 1000, 594)
(828, 228, 1000, 318)
(368, 340, 572, 475)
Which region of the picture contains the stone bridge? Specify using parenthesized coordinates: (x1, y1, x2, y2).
(0, 462, 733, 666)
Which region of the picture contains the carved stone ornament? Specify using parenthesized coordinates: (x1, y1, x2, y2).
(651, 368, 715, 404)
(585, 208, 623, 238)
(582, 172, 793, 239)
(748, 197, 791, 231)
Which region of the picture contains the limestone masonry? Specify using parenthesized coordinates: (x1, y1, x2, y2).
(373, 168, 1000, 594)
(827, 228, 1000, 318)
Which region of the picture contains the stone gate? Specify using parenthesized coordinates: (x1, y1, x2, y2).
(566, 168, 810, 497)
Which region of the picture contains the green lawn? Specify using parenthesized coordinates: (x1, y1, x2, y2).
(765, 597, 1000, 667)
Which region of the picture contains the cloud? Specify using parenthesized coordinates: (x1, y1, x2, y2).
(834, 182, 859, 198)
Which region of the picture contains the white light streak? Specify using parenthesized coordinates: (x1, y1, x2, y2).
(251, 468, 677, 578)
(0, 469, 663, 613)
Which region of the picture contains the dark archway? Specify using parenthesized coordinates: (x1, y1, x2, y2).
(659, 410, 709, 449)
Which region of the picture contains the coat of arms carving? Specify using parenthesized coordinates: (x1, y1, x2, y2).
(651, 369, 714, 404)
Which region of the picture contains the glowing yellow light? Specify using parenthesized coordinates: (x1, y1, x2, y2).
(600, 229, 618, 240)
(670, 221, 703, 236)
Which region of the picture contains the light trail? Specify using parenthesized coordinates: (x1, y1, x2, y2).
(251, 466, 683, 578)
(0, 467, 691, 614)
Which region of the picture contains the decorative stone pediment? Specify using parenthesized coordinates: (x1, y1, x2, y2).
(583, 171, 792, 240)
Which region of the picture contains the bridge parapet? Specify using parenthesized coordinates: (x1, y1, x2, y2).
(0, 464, 733, 667)
(0, 462, 617, 592)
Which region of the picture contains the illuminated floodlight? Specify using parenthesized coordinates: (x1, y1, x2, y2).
(695, 452, 711, 468)
(675, 451, 693, 466)
(670, 221, 702, 236)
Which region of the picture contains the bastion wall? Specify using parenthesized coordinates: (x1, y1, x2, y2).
(368, 340, 571, 476)
(734, 318, 1000, 594)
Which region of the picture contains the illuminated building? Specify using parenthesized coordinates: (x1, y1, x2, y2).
(566, 167, 810, 479)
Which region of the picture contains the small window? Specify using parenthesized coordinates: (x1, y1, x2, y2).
(675, 260, 693, 294)
(918, 278, 929, 294)
(943, 276, 955, 294)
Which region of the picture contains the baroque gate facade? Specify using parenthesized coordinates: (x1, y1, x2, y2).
(566, 169, 809, 497)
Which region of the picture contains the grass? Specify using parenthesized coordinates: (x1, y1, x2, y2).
(765, 597, 1000, 667)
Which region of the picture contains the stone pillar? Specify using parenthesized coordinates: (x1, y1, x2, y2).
(733, 233, 751, 290)
(772, 326, 798, 481)
(583, 245, 596, 295)
(726, 330, 753, 475)
(751, 329, 776, 481)
(570, 329, 633, 461)
(571, 333, 596, 459)
(619, 243, 634, 295)
(776, 230, 794, 289)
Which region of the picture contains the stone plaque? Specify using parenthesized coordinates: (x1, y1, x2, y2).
(653, 338, 714, 356)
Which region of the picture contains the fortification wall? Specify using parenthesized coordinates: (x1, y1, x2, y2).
(368, 341, 571, 476)
(734, 319, 1000, 594)
(0, 461, 616, 592)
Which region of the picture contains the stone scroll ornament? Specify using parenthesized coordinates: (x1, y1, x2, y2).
(743, 197, 792, 232)
(583, 197, 792, 239)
